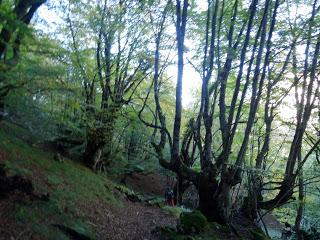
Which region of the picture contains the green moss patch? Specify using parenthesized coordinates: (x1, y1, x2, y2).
(180, 210, 208, 234)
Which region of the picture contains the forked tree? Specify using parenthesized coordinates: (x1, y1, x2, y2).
(143, 0, 320, 224)
(66, 0, 152, 169)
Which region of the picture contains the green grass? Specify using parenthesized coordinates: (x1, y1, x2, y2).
(0, 121, 121, 239)
(162, 205, 185, 218)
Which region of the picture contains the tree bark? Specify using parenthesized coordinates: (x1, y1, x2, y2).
(295, 151, 304, 240)
(172, 0, 188, 160)
(197, 165, 232, 224)
(173, 176, 189, 205)
(0, 97, 5, 122)
(0, 0, 46, 60)
(83, 113, 116, 169)
(259, 1, 320, 210)
(83, 128, 106, 169)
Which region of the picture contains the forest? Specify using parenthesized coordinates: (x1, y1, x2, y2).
(0, 0, 320, 239)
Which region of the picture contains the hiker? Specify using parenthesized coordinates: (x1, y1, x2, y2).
(165, 187, 175, 206)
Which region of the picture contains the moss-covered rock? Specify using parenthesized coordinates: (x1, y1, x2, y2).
(179, 210, 208, 234)
(159, 221, 223, 240)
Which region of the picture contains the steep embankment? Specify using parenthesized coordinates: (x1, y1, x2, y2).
(0, 121, 176, 240)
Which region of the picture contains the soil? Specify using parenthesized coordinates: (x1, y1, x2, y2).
(84, 172, 177, 240)
(0, 121, 280, 240)
(82, 197, 177, 240)
(0, 121, 177, 240)
(0, 167, 177, 240)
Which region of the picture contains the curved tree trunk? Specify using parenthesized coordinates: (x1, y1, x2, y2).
(258, 177, 295, 210)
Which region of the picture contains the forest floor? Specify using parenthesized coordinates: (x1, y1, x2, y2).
(0, 121, 178, 240)
(0, 120, 283, 240)
(82, 171, 178, 240)
(83, 190, 177, 240)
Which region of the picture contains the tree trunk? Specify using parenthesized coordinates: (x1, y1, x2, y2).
(295, 152, 304, 240)
(173, 177, 189, 205)
(197, 167, 230, 224)
(0, 86, 9, 122)
(92, 148, 103, 171)
(198, 176, 220, 222)
(243, 178, 258, 221)
(83, 129, 105, 169)
(0, 96, 5, 122)
(295, 181, 304, 240)
(83, 122, 114, 169)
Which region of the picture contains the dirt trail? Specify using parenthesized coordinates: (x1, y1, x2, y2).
(84, 198, 177, 240)
(83, 172, 177, 240)
(0, 173, 177, 240)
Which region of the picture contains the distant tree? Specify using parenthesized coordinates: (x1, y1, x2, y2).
(65, 0, 152, 169)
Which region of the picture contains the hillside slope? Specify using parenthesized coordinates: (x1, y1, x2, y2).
(0, 121, 176, 240)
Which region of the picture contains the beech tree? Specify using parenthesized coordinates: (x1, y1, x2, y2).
(257, 0, 320, 211)
(0, 0, 319, 234)
(65, 0, 152, 169)
(144, 0, 320, 224)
